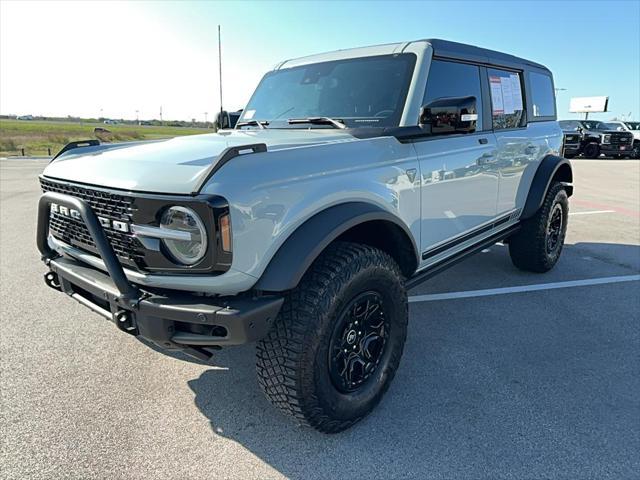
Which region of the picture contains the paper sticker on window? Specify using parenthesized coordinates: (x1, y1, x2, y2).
(501, 77, 515, 115)
(490, 76, 504, 115)
(510, 74, 523, 111)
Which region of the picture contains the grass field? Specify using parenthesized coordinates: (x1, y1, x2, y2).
(0, 119, 212, 157)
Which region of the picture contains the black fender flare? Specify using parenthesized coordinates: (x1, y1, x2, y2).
(254, 202, 418, 292)
(521, 155, 573, 220)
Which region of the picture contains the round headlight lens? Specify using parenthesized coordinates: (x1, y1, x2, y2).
(159, 206, 208, 265)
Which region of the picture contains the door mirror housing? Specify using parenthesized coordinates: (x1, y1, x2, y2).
(216, 111, 231, 130)
(419, 96, 478, 135)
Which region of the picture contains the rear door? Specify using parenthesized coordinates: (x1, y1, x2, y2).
(489, 68, 558, 215)
(486, 68, 531, 215)
(413, 59, 499, 260)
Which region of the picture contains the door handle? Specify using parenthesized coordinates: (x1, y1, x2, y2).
(478, 138, 489, 144)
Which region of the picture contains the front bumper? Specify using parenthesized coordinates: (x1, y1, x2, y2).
(600, 144, 633, 155)
(37, 191, 283, 360)
(562, 144, 581, 155)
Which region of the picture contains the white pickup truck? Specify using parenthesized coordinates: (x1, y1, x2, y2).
(604, 121, 640, 158)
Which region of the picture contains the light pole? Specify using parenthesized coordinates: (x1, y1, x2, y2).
(204, 112, 208, 124)
(135, 110, 139, 125)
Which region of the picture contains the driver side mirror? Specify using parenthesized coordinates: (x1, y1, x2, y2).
(419, 96, 478, 135)
(216, 111, 231, 130)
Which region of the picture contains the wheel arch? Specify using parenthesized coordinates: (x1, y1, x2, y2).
(521, 154, 573, 220)
(254, 202, 419, 293)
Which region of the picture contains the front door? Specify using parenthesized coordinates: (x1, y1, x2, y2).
(415, 59, 499, 260)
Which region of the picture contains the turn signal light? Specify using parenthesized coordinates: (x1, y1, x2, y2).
(219, 214, 232, 252)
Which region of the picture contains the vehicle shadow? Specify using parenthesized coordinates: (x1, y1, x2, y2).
(185, 242, 639, 479)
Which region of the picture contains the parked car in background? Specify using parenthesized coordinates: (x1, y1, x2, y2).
(559, 121, 582, 158)
(603, 121, 640, 158)
(558, 120, 634, 159)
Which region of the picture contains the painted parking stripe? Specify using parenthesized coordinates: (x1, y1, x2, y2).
(569, 210, 615, 216)
(408, 274, 640, 303)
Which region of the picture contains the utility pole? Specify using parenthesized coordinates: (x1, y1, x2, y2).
(159, 106, 163, 123)
(204, 112, 208, 124)
(135, 110, 139, 125)
(218, 25, 223, 115)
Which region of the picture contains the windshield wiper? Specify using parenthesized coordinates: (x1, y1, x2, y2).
(236, 120, 269, 129)
(288, 117, 346, 129)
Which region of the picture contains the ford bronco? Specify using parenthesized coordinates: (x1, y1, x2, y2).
(38, 39, 572, 433)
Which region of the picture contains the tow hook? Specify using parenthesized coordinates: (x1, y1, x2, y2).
(114, 310, 136, 332)
(43, 271, 61, 291)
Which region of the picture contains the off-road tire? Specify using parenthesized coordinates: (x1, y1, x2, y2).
(583, 143, 600, 159)
(256, 241, 408, 433)
(509, 182, 568, 273)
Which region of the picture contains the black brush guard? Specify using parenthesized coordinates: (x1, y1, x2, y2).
(37, 191, 283, 360)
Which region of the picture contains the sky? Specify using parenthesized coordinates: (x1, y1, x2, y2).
(1, 0, 639, 122)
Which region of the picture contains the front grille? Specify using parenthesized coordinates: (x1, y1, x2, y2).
(40, 178, 144, 267)
(608, 133, 633, 145)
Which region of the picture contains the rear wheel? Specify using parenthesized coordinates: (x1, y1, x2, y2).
(509, 182, 568, 273)
(632, 142, 640, 159)
(582, 143, 600, 159)
(256, 242, 408, 433)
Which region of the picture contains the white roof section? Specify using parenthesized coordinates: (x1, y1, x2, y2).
(275, 40, 426, 70)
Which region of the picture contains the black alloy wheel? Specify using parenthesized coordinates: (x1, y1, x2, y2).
(328, 291, 389, 393)
(545, 203, 564, 256)
(583, 143, 600, 159)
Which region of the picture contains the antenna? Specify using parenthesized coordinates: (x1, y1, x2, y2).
(218, 25, 223, 115)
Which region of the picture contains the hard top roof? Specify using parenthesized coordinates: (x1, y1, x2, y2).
(276, 38, 550, 73)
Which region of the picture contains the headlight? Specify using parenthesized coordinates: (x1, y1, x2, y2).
(602, 134, 611, 144)
(159, 206, 208, 265)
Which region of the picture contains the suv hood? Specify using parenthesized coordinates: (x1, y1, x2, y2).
(43, 129, 355, 194)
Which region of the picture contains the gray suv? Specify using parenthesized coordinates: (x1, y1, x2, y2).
(37, 39, 572, 433)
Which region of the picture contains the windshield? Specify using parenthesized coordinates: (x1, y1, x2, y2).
(604, 122, 624, 131)
(581, 121, 609, 131)
(559, 120, 581, 131)
(624, 122, 640, 130)
(239, 54, 416, 129)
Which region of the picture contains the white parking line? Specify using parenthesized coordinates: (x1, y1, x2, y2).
(569, 210, 615, 216)
(408, 274, 640, 303)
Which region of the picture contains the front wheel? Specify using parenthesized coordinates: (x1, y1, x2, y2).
(582, 143, 600, 159)
(508, 182, 569, 273)
(632, 142, 640, 159)
(256, 242, 408, 433)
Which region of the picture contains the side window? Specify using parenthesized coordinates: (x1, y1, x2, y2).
(488, 68, 525, 130)
(529, 71, 556, 118)
(423, 59, 483, 131)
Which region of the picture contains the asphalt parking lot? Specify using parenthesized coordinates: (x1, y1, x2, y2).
(1, 158, 638, 479)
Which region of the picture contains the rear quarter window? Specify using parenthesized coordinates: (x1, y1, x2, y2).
(529, 71, 556, 118)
